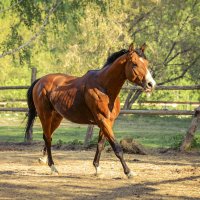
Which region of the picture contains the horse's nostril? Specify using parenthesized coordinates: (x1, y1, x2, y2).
(147, 82, 153, 88)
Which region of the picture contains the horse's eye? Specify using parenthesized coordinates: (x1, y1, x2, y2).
(132, 63, 137, 68)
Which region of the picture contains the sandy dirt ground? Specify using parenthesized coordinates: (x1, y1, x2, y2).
(0, 143, 200, 200)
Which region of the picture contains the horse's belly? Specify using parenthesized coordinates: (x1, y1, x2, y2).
(62, 106, 95, 124)
(52, 98, 95, 124)
(49, 84, 96, 124)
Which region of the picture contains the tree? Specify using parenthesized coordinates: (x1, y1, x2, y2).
(123, 0, 200, 109)
(1, 0, 199, 83)
(0, 1, 199, 138)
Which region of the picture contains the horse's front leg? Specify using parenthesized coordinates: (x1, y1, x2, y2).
(99, 118, 134, 179)
(93, 130, 106, 176)
(108, 139, 134, 178)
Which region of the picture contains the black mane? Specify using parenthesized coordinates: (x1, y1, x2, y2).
(103, 49, 128, 68)
(102, 48, 147, 68)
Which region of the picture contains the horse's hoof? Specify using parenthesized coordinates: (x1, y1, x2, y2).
(94, 166, 101, 176)
(126, 171, 136, 179)
(51, 165, 59, 175)
(38, 156, 47, 165)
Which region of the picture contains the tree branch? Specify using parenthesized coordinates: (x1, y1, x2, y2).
(0, 0, 24, 14)
(164, 47, 194, 65)
(162, 0, 198, 65)
(163, 42, 177, 65)
(128, 6, 156, 32)
(158, 55, 200, 85)
(131, 24, 154, 37)
(0, 0, 63, 59)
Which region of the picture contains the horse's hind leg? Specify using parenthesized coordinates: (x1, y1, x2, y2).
(39, 112, 63, 166)
(39, 111, 62, 174)
(93, 130, 106, 175)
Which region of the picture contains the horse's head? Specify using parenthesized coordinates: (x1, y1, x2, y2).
(125, 43, 156, 93)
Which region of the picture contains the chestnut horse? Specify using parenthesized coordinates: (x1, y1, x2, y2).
(25, 43, 156, 178)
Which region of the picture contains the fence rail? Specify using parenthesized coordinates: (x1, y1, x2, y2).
(1, 84, 200, 91)
(138, 101, 199, 105)
(0, 107, 195, 115)
(122, 84, 200, 91)
(120, 109, 194, 115)
(0, 86, 29, 90)
(0, 108, 28, 112)
(0, 83, 199, 115)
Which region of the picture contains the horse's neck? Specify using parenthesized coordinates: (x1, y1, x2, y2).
(98, 58, 127, 99)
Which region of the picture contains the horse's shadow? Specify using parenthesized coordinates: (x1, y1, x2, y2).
(69, 175, 200, 200)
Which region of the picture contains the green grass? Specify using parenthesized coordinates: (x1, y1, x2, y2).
(0, 113, 200, 149)
(113, 115, 199, 148)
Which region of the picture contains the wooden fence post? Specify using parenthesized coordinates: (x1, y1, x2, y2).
(84, 125, 94, 147)
(180, 106, 200, 152)
(31, 67, 37, 84)
(24, 67, 37, 143)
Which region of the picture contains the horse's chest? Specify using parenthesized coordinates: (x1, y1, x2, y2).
(85, 88, 120, 121)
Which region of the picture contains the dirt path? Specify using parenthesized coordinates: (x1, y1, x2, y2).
(0, 144, 200, 200)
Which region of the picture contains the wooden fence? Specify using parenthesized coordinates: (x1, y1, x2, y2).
(1, 68, 200, 145)
(0, 66, 199, 114)
(0, 83, 200, 114)
(0, 67, 36, 112)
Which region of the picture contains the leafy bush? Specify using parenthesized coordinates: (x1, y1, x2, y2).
(191, 136, 200, 149)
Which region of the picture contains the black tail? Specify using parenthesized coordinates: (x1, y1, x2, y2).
(24, 79, 40, 141)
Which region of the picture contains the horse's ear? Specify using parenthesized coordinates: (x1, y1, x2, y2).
(128, 43, 134, 52)
(140, 43, 147, 52)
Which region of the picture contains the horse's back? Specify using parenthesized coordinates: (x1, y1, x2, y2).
(37, 73, 77, 90)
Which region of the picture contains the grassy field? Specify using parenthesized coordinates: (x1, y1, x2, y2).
(0, 113, 200, 149)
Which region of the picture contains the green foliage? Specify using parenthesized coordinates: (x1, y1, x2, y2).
(56, 139, 66, 148)
(67, 139, 83, 146)
(86, 135, 109, 148)
(191, 136, 200, 149)
(0, 0, 199, 104)
(163, 134, 184, 149)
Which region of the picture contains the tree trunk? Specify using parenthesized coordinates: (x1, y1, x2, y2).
(180, 106, 200, 152)
(123, 89, 142, 109)
(123, 90, 135, 109)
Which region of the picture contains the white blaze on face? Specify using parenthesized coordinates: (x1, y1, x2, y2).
(139, 56, 156, 90)
(145, 69, 156, 89)
(139, 57, 145, 63)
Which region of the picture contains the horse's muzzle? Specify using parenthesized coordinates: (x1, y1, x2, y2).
(144, 80, 156, 93)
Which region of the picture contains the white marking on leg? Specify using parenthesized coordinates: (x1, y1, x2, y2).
(38, 156, 47, 164)
(51, 164, 59, 175)
(95, 166, 101, 176)
(126, 171, 137, 179)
